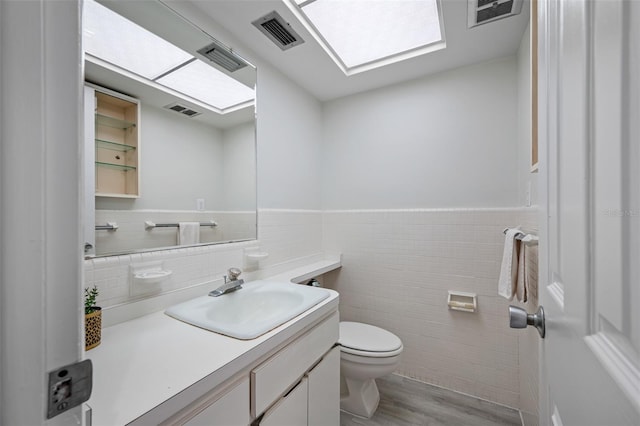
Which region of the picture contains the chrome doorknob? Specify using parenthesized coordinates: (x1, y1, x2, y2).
(509, 305, 545, 338)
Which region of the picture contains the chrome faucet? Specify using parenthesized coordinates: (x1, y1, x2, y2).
(208, 267, 244, 297)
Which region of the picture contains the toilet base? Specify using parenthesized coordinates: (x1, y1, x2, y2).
(340, 376, 380, 419)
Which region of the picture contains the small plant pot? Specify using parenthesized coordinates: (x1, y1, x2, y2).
(85, 307, 102, 350)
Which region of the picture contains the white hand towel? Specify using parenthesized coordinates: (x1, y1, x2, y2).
(516, 240, 527, 302)
(178, 222, 200, 245)
(498, 228, 522, 300)
(525, 244, 539, 302)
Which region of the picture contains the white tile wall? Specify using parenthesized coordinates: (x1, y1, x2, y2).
(257, 209, 323, 269)
(85, 206, 540, 411)
(85, 209, 323, 308)
(322, 207, 538, 409)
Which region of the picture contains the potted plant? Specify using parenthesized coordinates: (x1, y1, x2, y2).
(85, 285, 102, 350)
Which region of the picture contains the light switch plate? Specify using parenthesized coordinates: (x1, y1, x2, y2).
(47, 359, 93, 419)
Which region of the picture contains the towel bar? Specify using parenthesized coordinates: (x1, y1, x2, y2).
(502, 228, 539, 245)
(145, 220, 218, 230)
(95, 222, 118, 231)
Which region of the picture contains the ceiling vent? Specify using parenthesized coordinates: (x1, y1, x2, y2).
(468, 0, 523, 28)
(164, 102, 202, 118)
(252, 11, 304, 51)
(197, 40, 248, 73)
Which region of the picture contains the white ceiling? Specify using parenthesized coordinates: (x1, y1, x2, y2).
(188, 0, 530, 102)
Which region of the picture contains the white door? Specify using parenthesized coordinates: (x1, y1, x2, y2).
(538, 0, 640, 425)
(0, 1, 84, 425)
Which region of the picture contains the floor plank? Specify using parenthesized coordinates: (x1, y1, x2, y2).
(340, 374, 522, 426)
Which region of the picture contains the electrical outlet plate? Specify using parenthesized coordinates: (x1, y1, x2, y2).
(196, 198, 205, 211)
(47, 359, 93, 419)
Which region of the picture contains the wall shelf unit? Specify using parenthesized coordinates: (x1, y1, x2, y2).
(92, 87, 140, 197)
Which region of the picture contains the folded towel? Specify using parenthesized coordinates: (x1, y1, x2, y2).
(516, 241, 527, 302)
(498, 228, 522, 300)
(525, 244, 539, 302)
(178, 222, 200, 245)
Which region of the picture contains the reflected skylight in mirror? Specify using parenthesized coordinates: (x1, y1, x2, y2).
(289, 0, 444, 73)
(83, 0, 193, 80)
(83, 0, 254, 111)
(157, 60, 255, 110)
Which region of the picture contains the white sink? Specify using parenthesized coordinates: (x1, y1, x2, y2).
(165, 280, 330, 339)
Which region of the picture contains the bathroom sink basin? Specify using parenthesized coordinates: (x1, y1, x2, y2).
(165, 280, 330, 339)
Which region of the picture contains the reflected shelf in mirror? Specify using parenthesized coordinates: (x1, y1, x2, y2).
(95, 161, 137, 172)
(96, 139, 137, 152)
(96, 113, 136, 130)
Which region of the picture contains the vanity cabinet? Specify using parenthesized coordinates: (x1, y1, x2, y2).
(85, 83, 140, 198)
(258, 377, 309, 426)
(181, 378, 249, 426)
(259, 347, 340, 426)
(307, 346, 340, 426)
(252, 313, 339, 426)
(131, 311, 340, 426)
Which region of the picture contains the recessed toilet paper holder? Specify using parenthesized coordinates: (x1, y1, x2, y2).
(447, 291, 477, 313)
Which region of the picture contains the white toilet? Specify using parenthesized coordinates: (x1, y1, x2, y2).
(338, 321, 403, 418)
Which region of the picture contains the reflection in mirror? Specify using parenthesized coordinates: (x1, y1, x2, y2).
(82, 0, 257, 257)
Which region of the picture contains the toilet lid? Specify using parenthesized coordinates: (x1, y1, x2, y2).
(339, 322, 402, 353)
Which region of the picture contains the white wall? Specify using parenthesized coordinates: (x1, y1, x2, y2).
(257, 65, 323, 210)
(517, 24, 539, 207)
(222, 121, 257, 211)
(321, 57, 519, 209)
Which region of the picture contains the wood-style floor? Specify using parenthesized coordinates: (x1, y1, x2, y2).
(340, 374, 522, 426)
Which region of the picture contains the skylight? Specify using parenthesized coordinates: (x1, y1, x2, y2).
(156, 61, 256, 111)
(83, 0, 193, 80)
(286, 0, 445, 75)
(83, 0, 254, 112)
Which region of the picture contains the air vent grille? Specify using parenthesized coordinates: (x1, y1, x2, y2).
(468, 0, 523, 28)
(197, 41, 248, 73)
(252, 11, 304, 51)
(477, 0, 495, 7)
(477, 0, 513, 23)
(262, 18, 297, 45)
(164, 103, 202, 118)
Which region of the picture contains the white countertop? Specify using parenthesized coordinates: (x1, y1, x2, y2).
(86, 259, 341, 425)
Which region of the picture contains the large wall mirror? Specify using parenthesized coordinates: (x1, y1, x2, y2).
(83, 0, 257, 257)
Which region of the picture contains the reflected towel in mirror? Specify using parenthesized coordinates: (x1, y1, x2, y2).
(178, 222, 200, 245)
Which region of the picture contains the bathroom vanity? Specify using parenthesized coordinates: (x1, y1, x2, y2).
(86, 262, 340, 426)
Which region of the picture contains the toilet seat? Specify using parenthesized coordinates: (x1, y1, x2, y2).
(339, 322, 403, 358)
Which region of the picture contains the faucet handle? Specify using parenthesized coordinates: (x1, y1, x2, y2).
(227, 267, 242, 281)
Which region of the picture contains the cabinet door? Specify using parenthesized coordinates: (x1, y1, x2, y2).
(259, 378, 308, 426)
(183, 378, 249, 426)
(252, 312, 338, 417)
(307, 347, 340, 426)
